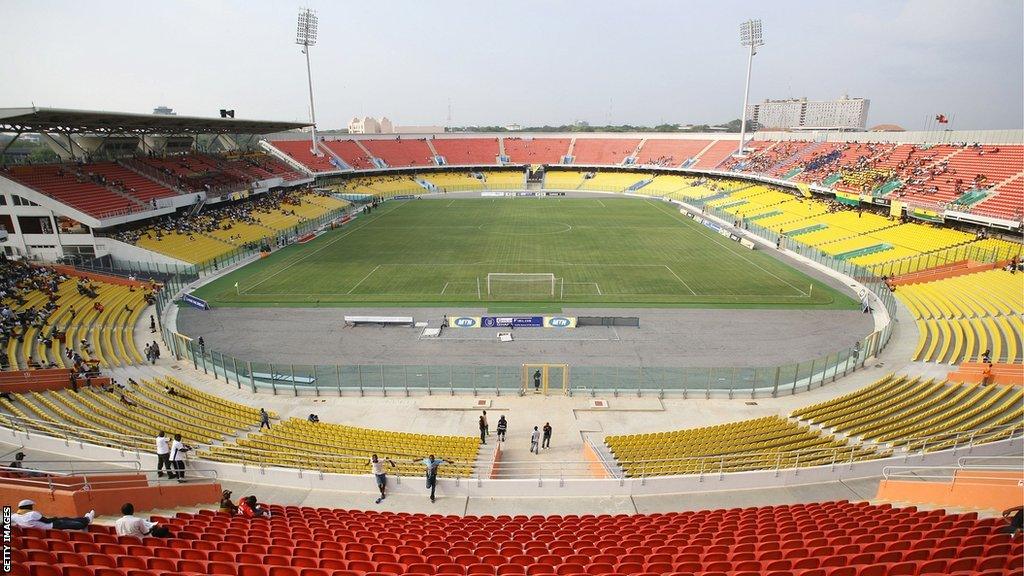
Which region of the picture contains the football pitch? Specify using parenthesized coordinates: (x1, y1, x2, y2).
(193, 197, 858, 309)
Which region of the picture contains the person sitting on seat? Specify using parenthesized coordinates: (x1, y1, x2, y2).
(12, 499, 94, 531)
(1003, 505, 1023, 537)
(219, 490, 238, 515)
(238, 495, 271, 518)
(115, 503, 170, 538)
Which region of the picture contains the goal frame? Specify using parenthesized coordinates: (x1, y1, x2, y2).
(486, 273, 557, 297)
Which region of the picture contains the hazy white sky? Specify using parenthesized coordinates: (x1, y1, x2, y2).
(1, 0, 1021, 130)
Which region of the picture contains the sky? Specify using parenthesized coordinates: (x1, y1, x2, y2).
(1, 0, 1022, 131)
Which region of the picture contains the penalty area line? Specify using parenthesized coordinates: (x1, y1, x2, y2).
(663, 265, 697, 296)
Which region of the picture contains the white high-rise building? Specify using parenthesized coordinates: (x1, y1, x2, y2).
(745, 96, 869, 131)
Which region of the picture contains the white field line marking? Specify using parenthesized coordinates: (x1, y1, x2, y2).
(347, 265, 380, 294)
(242, 200, 406, 293)
(651, 200, 809, 297)
(597, 199, 606, 208)
(440, 281, 449, 295)
(447, 200, 455, 207)
(662, 265, 698, 296)
(560, 281, 602, 295)
(477, 277, 482, 299)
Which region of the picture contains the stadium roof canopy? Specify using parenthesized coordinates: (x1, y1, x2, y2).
(0, 107, 310, 136)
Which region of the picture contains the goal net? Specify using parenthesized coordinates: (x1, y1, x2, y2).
(486, 273, 556, 297)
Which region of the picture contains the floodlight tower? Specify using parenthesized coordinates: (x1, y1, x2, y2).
(736, 19, 764, 157)
(296, 8, 319, 154)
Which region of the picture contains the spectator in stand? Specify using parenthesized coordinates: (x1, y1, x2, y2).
(259, 408, 271, 429)
(170, 433, 191, 482)
(219, 490, 238, 515)
(155, 431, 171, 478)
(1003, 505, 1023, 537)
(238, 495, 272, 518)
(13, 499, 94, 531)
(115, 503, 170, 537)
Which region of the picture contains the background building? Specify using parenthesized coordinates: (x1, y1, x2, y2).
(347, 116, 442, 134)
(745, 96, 869, 131)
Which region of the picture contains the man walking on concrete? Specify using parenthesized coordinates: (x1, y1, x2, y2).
(542, 422, 552, 449)
(530, 426, 540, 454)
(496, 415, 508, 441)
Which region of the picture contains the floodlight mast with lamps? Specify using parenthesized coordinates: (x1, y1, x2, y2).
(296, 8, 319, 155)
(736, 19, 764, 157)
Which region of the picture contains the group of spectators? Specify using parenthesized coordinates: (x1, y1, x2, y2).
(0, 260, 69, 369)
(219, 490, 272, 518)
(114, 188, 322, 247)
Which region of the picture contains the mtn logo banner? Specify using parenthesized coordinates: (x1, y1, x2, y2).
(450, 316, 481, 328)
(544, 316, 577, 328)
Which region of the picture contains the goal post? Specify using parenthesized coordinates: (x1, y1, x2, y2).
(486, 273, 556, 297)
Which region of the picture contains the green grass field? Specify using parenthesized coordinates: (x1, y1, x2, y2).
(193, 197, 858, 309)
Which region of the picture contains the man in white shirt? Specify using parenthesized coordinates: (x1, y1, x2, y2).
(368, 454, 396, 504)
(170, 433, 190, 482)
(12, 499, 94, 530)
(115, 503, 164, 537)
(155, 431, 170, 478)
(530, 426, 540, 454)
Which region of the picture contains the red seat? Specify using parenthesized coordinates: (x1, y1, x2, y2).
(239, 565, 270, 576)
(58, 568, 95, 576)
(28, 564, 63, 576)
(118, 556, 149, 569)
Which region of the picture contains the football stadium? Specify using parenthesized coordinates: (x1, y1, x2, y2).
(1, 2, 1023, 575)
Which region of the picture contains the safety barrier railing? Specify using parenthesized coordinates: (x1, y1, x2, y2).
(0, 464, 218, 493)
(957, 455, 1024, 469)
(0, 413, 156, 456)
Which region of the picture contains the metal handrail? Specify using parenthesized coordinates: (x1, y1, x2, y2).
(0, 460, 142, 471)
(882, 465, 1024, 481)
(0, 466, 219, 492)
(958, 455, 1024, 469)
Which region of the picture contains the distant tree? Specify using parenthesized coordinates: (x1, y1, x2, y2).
(721, 119, 743, 132)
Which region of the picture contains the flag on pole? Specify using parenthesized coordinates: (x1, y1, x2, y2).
(935, 114, 948, 124)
